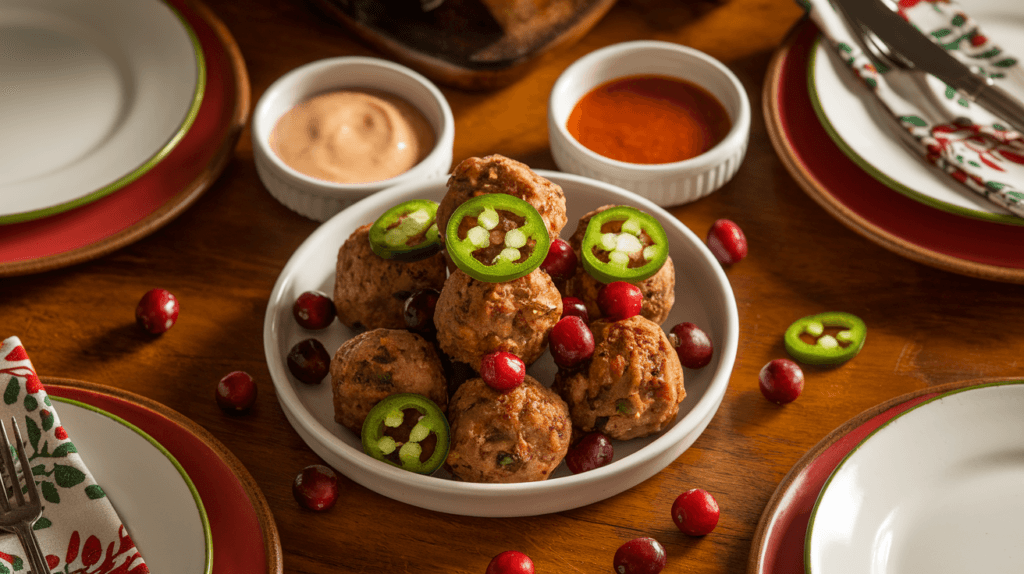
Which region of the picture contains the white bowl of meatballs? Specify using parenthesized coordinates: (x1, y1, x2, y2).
(264, 155, 738, 517)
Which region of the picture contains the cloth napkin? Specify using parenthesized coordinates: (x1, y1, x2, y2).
(804, 0, 1024, 217)
(0, 337, 148, 574)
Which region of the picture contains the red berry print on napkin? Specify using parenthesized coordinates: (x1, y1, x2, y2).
(3, 346, 27, 362)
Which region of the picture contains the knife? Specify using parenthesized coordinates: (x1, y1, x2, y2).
(832, 0, 1024, 133)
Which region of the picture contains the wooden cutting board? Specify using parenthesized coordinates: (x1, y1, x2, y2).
(309, 0, 618, 90)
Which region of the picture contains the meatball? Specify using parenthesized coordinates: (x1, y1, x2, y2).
(434, 268, 561, 371)
(553, 315, 685, 440)
(565, 204, 675, 324)
(334, 223, 447, 330)
(437, 155, 567, 243)
(446, 376, 571, 483)
(331, 329, 448, 434)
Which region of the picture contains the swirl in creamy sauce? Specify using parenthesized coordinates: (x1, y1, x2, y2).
(270, 89, 435, 184)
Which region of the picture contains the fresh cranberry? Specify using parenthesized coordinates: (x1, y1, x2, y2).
(292, 464, 339, 511)
(597, 282, 643, 322)
(403, 289, 441, 336)
(613, 537, 666, 574)
(287, 338, 331, 384)
(565, 432, 613, 474)
(480, 351, 526, 392)
(135, 289, 179, 334)
(549, 316, 595, 368)
(540, 237, 578, 282)
(561, 296, 590, 323)
(216, 371, 257, 413)
(706, 219, 747, 266)
(668, 322, 714, 369)
(485, 550, 535, 574)
(672, 488, 720, 536)
(759, 358, 805, 404)
(293, 291, 336, 330)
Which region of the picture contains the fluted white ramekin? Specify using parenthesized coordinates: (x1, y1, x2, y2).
(548, 40, 750, 207)
(253, 57, 455, 221)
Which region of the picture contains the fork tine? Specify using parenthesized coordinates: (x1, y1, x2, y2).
(0, 420, 25, 507)
(10, 419, 38, 506)
(0, 447, 10, 513)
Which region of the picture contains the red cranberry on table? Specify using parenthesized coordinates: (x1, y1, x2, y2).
(215, 371, 257, 413)
(287, 338, 331, 385)
(292, 464, 339, 511)
(759, 358, 805, 404)
(480, 351, 526, 392)
(613, 537, 667, 574)
(668, 322, 714, 369)
(706, 219, 748, 266)
(549, 316, 595, 369)
(540, 237, 578, 281)
(403, 288, 441, 335)
(565, 431, 613, 474)
(485, 550, 535, 574)
(671, 488, 720, 536)
(135, 289, 179, 334)
(597, 282, 643, 322)
(293, 290, 336, 330)
(561, 296, 590, 323)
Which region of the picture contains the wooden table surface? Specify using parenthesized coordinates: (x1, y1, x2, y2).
(4, 0, 1024, 572)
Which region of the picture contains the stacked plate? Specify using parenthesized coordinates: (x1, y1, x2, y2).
(764, 0, 1024, 283)
(748, 379, 1024, 574)
(0, 0, 249, 277)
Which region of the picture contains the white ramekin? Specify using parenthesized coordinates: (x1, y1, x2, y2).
(548, 40, 751, 207)
(252, 57, 455, 221)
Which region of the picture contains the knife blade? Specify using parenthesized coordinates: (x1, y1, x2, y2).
(832, 0, 1024, 133)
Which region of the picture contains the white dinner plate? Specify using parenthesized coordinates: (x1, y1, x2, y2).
(0, 0, 204, 224)
(807, 381, 1024, 574)
(809, 0, 1024, 224)
(263, 171, 738, 517)
(55, 398, 212, 574)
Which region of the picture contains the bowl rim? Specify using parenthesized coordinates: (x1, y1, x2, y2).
(548, 40, 751, 173)
(252, 56, 455, 195)
(263, 170, 739, 511)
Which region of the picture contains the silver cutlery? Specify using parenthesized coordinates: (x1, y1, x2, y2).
(831, 0, 1024, 133)
(0, 419, 50, 574)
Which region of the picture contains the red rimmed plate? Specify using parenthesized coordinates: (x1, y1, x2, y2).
(0, 0, 249, 277)
(43, 377, 283, 574)
(764, 19, 1024, 284)
(746, 377, 1012, 574)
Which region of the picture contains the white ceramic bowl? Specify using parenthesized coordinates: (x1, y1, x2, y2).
(252, 57, 455, 221)
(263, 171, 738, 517)
(548, 40, 751, 206)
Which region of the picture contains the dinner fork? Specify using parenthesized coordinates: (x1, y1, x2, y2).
(0, 418, 50, 574)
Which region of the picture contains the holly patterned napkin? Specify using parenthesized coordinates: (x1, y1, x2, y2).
(805, 0, 1024, 216)
(0, 337, 148, 574)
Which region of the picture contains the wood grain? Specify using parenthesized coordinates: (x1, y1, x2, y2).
(3, 0, 1024, 573)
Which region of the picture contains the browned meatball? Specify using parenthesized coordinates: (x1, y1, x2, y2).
(446, 376, 571, 483)
(565, 204, 675, 324)
(434, 268, 561, 371)
(566, 257, 675, 325)
(553, 315, 685, 440)
(333, 223, 447, 330)
(331, 329, 448, 434)
(437, 155, 567, 243)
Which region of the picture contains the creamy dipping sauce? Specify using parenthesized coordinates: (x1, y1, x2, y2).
(270, 89, 435, 184)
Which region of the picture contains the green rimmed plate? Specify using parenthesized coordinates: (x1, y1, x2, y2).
(0, 0, 205, 224)
(807, 0, 1024, 225)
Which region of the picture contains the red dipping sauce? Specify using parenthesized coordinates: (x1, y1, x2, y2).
(566, 74, 732, 164)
